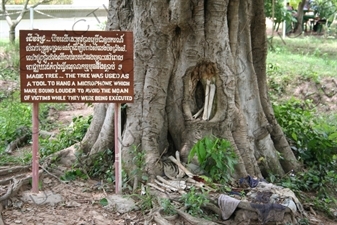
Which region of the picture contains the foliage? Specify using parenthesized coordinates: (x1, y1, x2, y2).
(0, 40, 20, 81)
(273, 98, 337, 166)
(280, 164, 337, 216)
(87, 146, 144, 190)
(159, 198, 177, 216)
(266, 30, 337, 218)
(0, 92, 31, 150)
(267, 37, 337, 100)
(131, 144, 147, 181)
(39, 115, 92, 157)
(0, 91, 54, 152)
(7, 0, 73, 4)
(273, 98, 337, 215)
(180, 187, 210, 217)
(86, 148, 115, 183)
(130, 188, 155, 213)
(60, 168, 88, 181)
(99, 198, 109, 206)
(264, 0, 297, 30)
(120, 144, 148, 190)
(311, 0, 337, 20)
(289, 0, 303, 7)
(188, 136, 237, 184)
(97, 20, 107, 31)
(0, 149, 31, 165)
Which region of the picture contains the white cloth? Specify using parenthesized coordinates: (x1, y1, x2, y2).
(218, 194, 241, 220)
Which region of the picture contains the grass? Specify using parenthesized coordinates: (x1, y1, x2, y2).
(266, 36, 337, 105)
(0, 39, 20, 81)
(267, 36, 337, 79)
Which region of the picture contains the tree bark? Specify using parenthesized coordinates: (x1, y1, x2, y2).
(81, 0, 302, 180)
(294, 0, 307, 35)
(2, 0, 52, 43)
(9, 25, 16, 43)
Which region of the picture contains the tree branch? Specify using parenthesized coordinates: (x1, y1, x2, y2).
(2, 0, 53, 26)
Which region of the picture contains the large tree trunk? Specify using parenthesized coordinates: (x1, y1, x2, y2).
(81, 0, 302, 180)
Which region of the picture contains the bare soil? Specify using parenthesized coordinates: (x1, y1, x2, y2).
(2, 176, 145, 225)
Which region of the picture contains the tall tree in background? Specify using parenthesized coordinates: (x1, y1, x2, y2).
(294, 0, 307, 34)
(0, 0, 65, 43)
(81, 0, 302, 180)
(1, 0, 48, 43)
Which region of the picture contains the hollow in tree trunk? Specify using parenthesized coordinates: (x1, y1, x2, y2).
(81, 0, 302, 181)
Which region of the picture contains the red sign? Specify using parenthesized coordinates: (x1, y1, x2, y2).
(20, 30, 134, 103)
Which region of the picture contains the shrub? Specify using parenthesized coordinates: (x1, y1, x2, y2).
(181, 187, 209, 217)
(188, 136, 237, 184)
(273, 98, 337, 211)
(273, 98, 337, 166)
(0, 92, 52, 150)
(39, 115, 92, 157)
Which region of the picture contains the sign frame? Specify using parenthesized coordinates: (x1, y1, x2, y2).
(20, 30, 134, 103)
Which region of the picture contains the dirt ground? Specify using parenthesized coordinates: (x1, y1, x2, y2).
(2, 177, 141, 225)
(1, 100, 336, 225)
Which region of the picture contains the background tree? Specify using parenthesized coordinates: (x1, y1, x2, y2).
(0, 0, 72, 43)
(81, 0, 302, 181)
(311, 0, 337, 21)
(264, 0, 296, 32)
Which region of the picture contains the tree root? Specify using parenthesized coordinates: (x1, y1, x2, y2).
(1, 144, 77, 204)
(4, 127, 54, 154)
(41, 144, 78, 168)
(0, 178, 26, 225)
(205, 202, 222, 217)
(0, 179, 23, 202)
(153, 211, 174, 225)
(0, 162, 46, 224)
(0, 203, 4, 225)
(5, 134, 30, 154)
(176, 208, 221, 225)
(0, 165, 30, 176)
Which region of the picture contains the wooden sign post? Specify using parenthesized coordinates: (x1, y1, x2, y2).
(20, 30, 134, 194)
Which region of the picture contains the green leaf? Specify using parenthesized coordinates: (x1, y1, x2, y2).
(291, 132, 298, 141)
(197, 142, 206, 163)
(142, 175, 149, 181)
(328, 132, 337, 141)
(188, 145, 197, 163)
(99, 198, 109, 206)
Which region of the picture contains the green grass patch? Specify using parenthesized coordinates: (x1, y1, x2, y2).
(269, 36, 337, 58)
(39, 115, 92, 157)
(0, 91, 68, 163)
(267, 37, 337, 79)
(0, 92, 33, 151)
(0, 39, 20, 81)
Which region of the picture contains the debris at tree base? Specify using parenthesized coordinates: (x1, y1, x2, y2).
(145, 152, 307, 224)
(218, 180, 305, 224)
